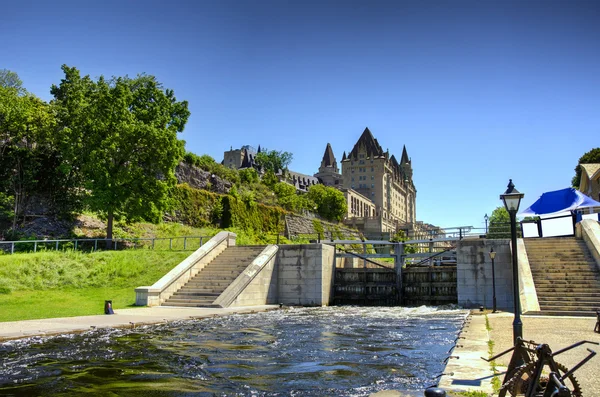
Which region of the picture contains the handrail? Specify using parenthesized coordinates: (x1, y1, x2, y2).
(409, 246, 457, 267)
(335, 245, 396, 272)
(0, 236, 210, 254)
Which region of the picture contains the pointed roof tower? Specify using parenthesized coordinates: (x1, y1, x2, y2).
(240, 148, 252, 168)
(319, 143, 338, 173)
(321, 143, 336, 167)
(400, 145, 410, 164)
(348, 127, 385, 159)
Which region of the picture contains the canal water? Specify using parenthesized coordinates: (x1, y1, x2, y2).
(0, 306, 467, 396)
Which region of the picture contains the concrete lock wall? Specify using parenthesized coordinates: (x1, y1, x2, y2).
(457, 239, 515, 310)
(276, 244, 336, 306)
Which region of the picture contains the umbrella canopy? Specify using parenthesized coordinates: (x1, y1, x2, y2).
(520, 187, 600, 216)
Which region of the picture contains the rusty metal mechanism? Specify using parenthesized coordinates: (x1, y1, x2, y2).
(481, 337, 598, 397)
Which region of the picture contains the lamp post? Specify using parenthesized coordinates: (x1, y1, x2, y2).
(489, 248, 497, 313)
(484, 213, 489, 234)
(500, 179, 524, 344)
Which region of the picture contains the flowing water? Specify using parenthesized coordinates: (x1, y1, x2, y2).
(0, 306, 467, 396)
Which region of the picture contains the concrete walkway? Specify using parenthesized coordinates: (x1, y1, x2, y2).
(439, 311, 600, 396)
(0, 305, 280, 341)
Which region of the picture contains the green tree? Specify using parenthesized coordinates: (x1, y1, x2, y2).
(0, 85, 65, 230)
(0, 69, 23, 92)
(255, 149, 293, 173)
(307, 184, 347, 221)
(239, 168, 259, 184)
(51, 65, 190, 243)
(261, 170, 279, 188)
(487, 206, 511, 238)
(571, 148, 600, 188)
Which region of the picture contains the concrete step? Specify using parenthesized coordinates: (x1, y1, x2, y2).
(533, 280, 600, 286)
(528, 259, 595, 265)
(534, 290, 600, 297)
(185, 280, 233, 286)
(200, 269, 249, 275)
(175, 288, 223, 293)
(170, 292, 221, 297)
(530, 274, 600, 281)
(163, 297, 216, 304)
(525, 310, 597, 317)
(162, 301, 219, 308)
(538, 298, 600, 306)
(538, 304, 600, 312)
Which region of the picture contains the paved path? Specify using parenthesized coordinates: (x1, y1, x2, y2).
(439, 311, 600, 396)
(0, 305, 280, 341)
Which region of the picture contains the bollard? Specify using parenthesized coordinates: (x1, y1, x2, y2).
(424, 387, 446, 397)
(104, 300, 114, 315)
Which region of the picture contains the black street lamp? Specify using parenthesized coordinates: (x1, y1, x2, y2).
(489, 248, 497, 313)
(500, 179, 524, 345)
(484, 213, 489, 234)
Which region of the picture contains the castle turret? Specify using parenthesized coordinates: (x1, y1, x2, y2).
(314, 143, 342, 187)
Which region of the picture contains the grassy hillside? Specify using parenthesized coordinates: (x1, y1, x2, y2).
(0, 249, 191, 322)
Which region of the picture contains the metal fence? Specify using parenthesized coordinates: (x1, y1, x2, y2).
(0, 236, 209, 254)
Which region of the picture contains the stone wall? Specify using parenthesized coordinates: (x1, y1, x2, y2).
(276, 244, 336, 306)
(284, 213, 361, 240)
(175, 162, 232, 194)
(456, 239, 514, 310)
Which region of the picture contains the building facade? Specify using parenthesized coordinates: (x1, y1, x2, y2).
(315, 127, 417, 234)
(223, 145, 259, 170)
(579, 163, 600, 213)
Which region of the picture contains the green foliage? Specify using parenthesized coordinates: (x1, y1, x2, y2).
(0, 69, 23, 92)
(488, 206, 511, 238)
(222, 195, 285, 235)
(255, 149, 293, 173)
(261, 170, 279, 188)
(307, 184, 348, 221)
(390, 230, 417, 254)
(572, 147, 600, 188)
(239, 168, 259, 184)
(51, 65, 190, 240)
(273, 182, 315, 212)
(312, 219, 325, 237)
(0, 84, 78, 229)
(171, 184, 223, 228)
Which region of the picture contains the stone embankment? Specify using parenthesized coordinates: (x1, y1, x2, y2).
(284, 213, 361, 240)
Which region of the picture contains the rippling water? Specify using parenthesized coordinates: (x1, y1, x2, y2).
(0, 306, 467, 396)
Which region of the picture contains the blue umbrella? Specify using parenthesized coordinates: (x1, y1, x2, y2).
(520, 187, 600, 216)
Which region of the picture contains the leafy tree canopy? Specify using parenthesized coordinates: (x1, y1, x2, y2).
(0, 69, 23, 92)
(239, 168, 259, 185)
(0, 85, 73, 229)
(307, 184, 347, 222)
(255, 149, 293, 173)
(261, 170, 279, 188)
(571, 147, 600, 188)
(50, 65, 190, 241)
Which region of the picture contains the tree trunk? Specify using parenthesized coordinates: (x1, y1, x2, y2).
(106, 210, 114, 250)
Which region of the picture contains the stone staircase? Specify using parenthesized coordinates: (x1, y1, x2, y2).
(524, 237, 600, 316)
(162, 245, 266, 307)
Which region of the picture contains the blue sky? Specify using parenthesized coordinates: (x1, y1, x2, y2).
(2, 0, 599, 230)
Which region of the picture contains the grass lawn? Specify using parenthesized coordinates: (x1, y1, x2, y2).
(0, 249, 192, 322)
(0, 287, 138, 322)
